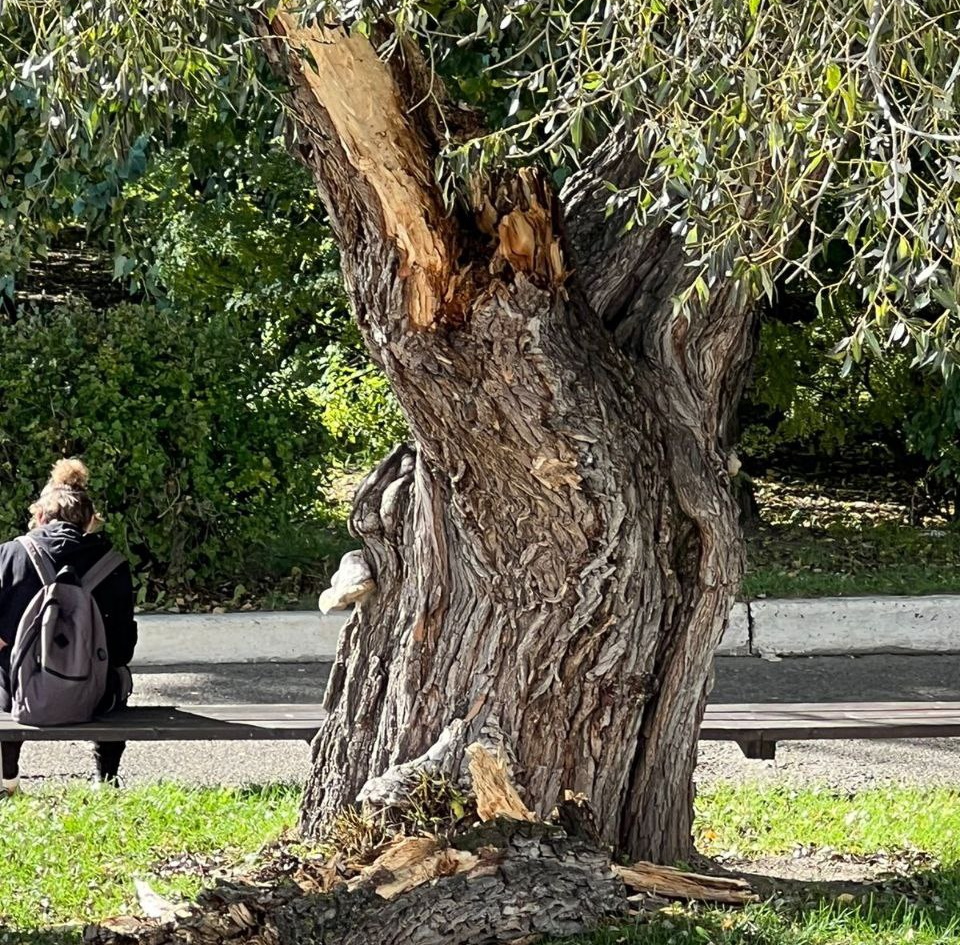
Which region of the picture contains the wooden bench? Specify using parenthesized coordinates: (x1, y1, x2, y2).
(3, 702, 960, 763)
(701, 701, 960, 760)
(0, 704, 327, 743)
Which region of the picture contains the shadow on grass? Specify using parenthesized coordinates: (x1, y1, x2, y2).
(2, 927, 85, 944)
(552, 861, 960, 944)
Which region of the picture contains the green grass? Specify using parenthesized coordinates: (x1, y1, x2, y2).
(695, 783, 960, 861)
(6, 782, 960, 945)
(743, 522, 960, 599)
(741, 470, 960, 598)
(0, 782, 300, 941)
(552, 897, 960, 945)
(556, 784, 960, 945)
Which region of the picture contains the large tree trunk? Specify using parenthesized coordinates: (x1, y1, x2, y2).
(261, 14, 756, 864)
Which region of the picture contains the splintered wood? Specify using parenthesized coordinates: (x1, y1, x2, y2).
(349, 836, 479, 900)
(366, 837, 479, 899)
(492, 170, 566, 284)
(614, 862, 758, 905)
(266, 14, 452, 331)
(466, 742, 536, 823)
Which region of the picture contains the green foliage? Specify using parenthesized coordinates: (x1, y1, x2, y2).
(905, 377, 960, 488)
(0, 110, 405, 597)
(743, 290, 960, 507)
(742, 306, 923, 459)
(314, 344, 407, 466)
(118, 116, 408, 475)
(0, 297, 332, 593)
(368, 0, 960, 363)
(4, 1, 960, 368)
(0, 1, 248, 291)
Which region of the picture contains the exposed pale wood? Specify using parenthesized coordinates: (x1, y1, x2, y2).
(134, 880, 183, 921)
(348, 837, 479, 900)
(467, 743, 536, 823)
(614, 862, 758, 905)
(265, 14, 454, 331)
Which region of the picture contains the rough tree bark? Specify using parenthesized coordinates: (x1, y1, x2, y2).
(260, 13, 757, 864)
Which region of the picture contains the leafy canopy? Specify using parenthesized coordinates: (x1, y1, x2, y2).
(3, 1, 960, 369)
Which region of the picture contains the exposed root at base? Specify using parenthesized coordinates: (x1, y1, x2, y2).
(83, 748, 755, 945)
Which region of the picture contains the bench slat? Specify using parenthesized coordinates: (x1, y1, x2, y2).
(4, 702, 960, 753)
(710, 701, 960, 715)
(705, 712, 960, 724)
(0, 705, 327, 742)
(701, 701, 960, 757)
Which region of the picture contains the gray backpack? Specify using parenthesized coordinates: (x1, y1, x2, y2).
(9, 536, 124, 726)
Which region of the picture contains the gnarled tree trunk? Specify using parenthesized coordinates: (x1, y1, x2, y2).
(261, 14, 756, 864)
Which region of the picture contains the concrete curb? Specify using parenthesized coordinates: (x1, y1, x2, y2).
(751, 595, 960, 656)
(717, 604, 751, 656)
(132, 607, 753, 665)
(129, 595, 960, 665)
(132, 611, 344, 666)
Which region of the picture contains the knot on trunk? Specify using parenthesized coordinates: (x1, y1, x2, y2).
(350, 444, 417, 544)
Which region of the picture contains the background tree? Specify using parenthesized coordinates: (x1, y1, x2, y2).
(3, 1, 960, 872)
(0, 68, 402, 600)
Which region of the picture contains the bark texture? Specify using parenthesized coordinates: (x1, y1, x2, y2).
(260, 15, 757, 863)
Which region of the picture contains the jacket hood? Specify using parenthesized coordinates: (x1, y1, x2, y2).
(26, 521, 111, 563)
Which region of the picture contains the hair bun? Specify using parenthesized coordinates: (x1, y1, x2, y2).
(49, 458, 90, 489)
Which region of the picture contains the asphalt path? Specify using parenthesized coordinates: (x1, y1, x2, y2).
(10, 655, 960, 792)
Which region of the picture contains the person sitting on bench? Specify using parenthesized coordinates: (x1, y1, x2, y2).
(0, 459, 137, 794)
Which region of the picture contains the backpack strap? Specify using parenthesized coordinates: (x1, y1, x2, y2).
(16, 536, 57, 586)
(81, 550, 126, 592)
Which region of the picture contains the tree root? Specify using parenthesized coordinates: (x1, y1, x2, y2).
(83, 747, 755, 945)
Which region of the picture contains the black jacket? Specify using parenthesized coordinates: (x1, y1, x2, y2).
(0, 522, 137, 711)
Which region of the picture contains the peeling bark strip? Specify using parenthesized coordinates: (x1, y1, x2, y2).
(259, 10, 755, 864)
(615, 863, 756, 906)
(260, 14, 455, 331)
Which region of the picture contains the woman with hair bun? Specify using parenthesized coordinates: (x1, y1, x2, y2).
(0, 459, 138, 794)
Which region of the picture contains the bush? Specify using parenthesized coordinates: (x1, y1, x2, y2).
(3, 115, 409, 600)
(119, 118, 409, 473)
(0, 297, 335, 596)
(741, 304, 923, 463)
(314, 343, 407, 467)
(741, 297, 960, 518)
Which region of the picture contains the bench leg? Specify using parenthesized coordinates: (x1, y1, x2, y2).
(739, 739, 776, 760)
